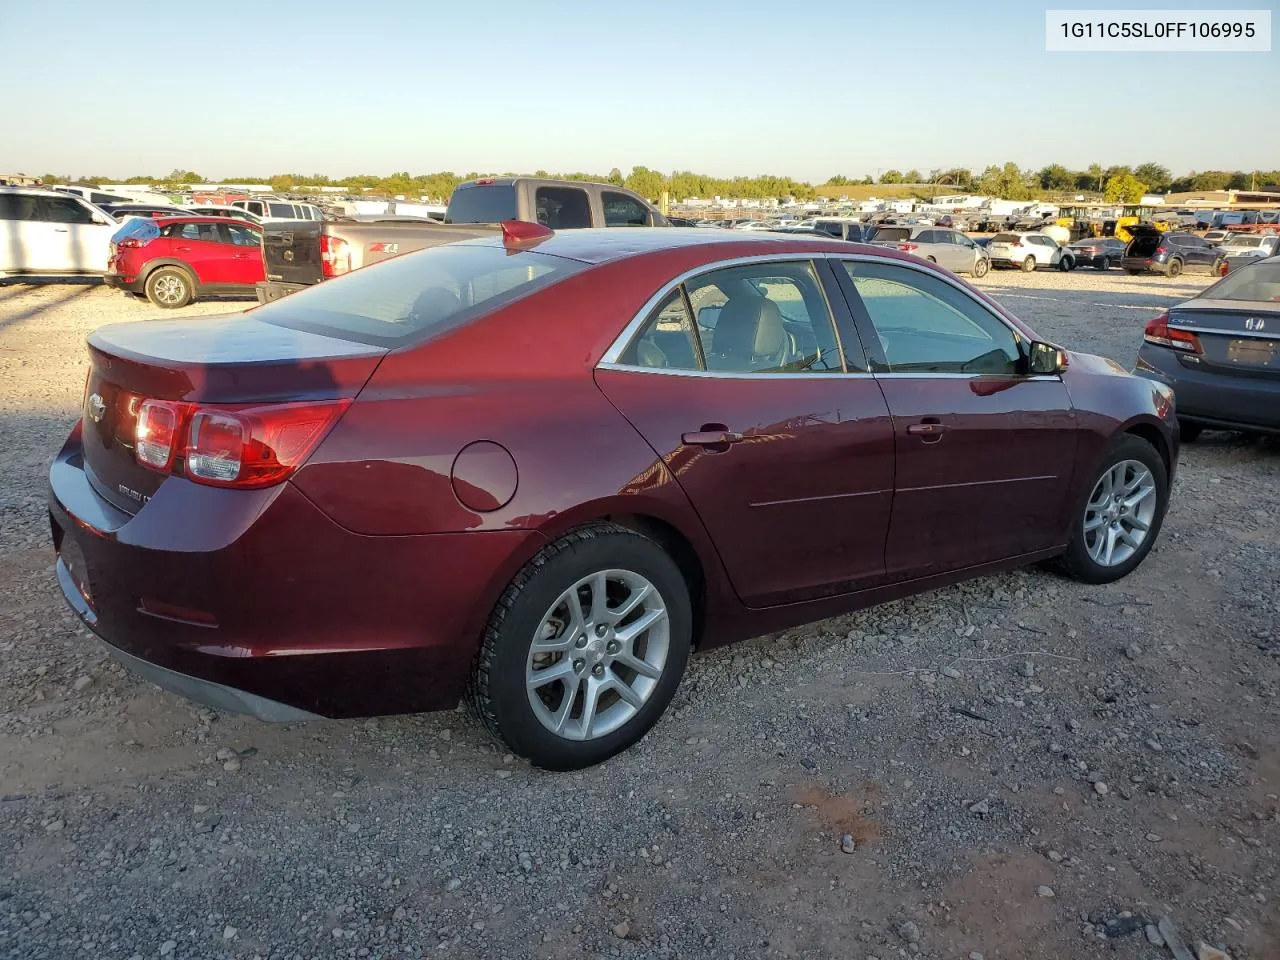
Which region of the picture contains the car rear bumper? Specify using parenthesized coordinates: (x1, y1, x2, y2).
(1135, 346, 1280, 433)
(1121, 257, 1167, 274)
(104, 272, 143, 293)
(48, 427, 543, 720)
(255, 280, 309, 303)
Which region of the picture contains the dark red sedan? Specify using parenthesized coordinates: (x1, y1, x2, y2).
(49, 226, 1178, 769)
(106, 215, 265, 308)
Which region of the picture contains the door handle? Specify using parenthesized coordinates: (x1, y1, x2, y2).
(907, 419, 946, 442)
(682, 426, 744, 450)
(174, 245, 191, 251)
(53, 228, 69, 233)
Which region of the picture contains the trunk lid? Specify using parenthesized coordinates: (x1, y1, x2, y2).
(1169, 300, 1280, 379)
(81, 314, 386, 514)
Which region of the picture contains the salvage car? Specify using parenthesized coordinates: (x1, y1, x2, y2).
(50, 227, 1177, 769)
(1122, 228, 1225, 277)
(987, 232, 1075, 272)
(0, 186, 118, 278)
(105, 216, 264, 307)
(1066, 237, 1126, 271)
(870, 225, 990, 276)
(1135, 257, 1280, 439)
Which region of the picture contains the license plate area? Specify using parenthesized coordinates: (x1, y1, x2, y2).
(1227, 338, 1278, 367)
(59, 536, 94, 605)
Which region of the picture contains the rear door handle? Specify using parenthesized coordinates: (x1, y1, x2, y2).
(682, 427, 744, 449)
(907, 419, 946, 442)
(174, 245, 191, 252)
(53, 228, 69, 233)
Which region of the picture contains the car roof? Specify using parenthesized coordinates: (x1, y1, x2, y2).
(0, 185, 85, 199)
(149, 215, 260, 225)
(462, 227, 874, 265)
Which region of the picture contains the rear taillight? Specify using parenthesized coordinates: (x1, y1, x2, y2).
(117, 237, 144, 249)
(898, 242, 919, 252)
(134, 399, 350, 488)
(319, 235, 351, 277)
(1155, 244, 1169, 255)
(1143, 313, 1202, 354)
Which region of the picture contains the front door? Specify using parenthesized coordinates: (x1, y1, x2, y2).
(596, 258, 895, 607)
(163, 221, 238, 284)
(834, 258, 1078, 579)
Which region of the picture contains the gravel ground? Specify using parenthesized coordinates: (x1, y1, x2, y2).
(1, 271, 1277, 960)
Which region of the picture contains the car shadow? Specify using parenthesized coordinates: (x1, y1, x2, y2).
(0, 283, 99, 332)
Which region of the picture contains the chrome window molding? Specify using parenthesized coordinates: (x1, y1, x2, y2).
(596, 361, 1060, 383)
(1168, 324, 1277, 340)
(597, 250, 1033, 376)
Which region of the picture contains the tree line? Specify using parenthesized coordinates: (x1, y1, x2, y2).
(40, 163, 1280, 204)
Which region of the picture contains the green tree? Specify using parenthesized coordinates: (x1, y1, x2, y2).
(606, 167, 624, 186)
(825, 174, 851, 186)
(878, 169, 903, 184)
(1079, 163, 1104, 192)
(903, 169, 922, 183)
(976, 162, 1033, 200)
(1226, 171, 1251, 189)
(1104, 173, 1148, 203)
(1038, 164, 1074, 191)
(1134, 163, 1171, 191)
(164, 169, 203, 185)
(1189, 170, 1231, 191)
(623, 166, 667, 200)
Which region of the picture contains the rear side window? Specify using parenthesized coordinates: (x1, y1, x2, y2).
(535, 187, 591, 229)
(0, 193, 39, 220)
(991, 233, 1021, 243)
(255, 242, 586, 346)
(445, 184, 518, 224)
(602, 192, 650, 227)
(1200, 261, 1280, 302)
(268, 203, 298, 218)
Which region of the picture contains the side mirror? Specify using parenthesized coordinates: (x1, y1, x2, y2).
(1028, 340, 1069, 375)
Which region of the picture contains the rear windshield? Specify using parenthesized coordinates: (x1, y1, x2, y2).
(991, 233, 1021, 243)
(111, 218, 160, 243)
(874, 227, 911, 242)
(446, 184, 518, 224)
(1224, 237, 1264, 248)
(1200, 261, 1280, 303)
(254, 241, 586, 347)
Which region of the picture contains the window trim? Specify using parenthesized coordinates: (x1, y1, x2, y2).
(599, 252, 1055, 383)
(600, 254, 851, 376)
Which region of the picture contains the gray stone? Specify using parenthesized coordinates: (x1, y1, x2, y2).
(896, 921, 921, 943)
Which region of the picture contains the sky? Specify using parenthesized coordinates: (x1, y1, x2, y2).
(3, 0, 1277, 183)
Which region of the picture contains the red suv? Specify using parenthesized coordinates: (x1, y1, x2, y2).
(106, 216, 265, 308)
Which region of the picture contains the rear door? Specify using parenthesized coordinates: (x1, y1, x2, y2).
(0, 192, 57, 272)
(36, 195, 89, 271)
(164, 221, 234, 284)
(833, 257, 1077, 578)
(596, 257, 895, 607)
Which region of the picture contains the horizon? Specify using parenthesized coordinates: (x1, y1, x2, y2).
(4, 0, 1277, 179)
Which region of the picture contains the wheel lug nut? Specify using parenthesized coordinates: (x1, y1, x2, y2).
(592, 664, 604, 677)
(595, 624, 608, 637)
(575, 637, 586, 648)
(573, 659, 585, 672)
(606, 641, 618, 654)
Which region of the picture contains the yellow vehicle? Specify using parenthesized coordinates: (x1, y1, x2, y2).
(1057, 205, 1175, 243)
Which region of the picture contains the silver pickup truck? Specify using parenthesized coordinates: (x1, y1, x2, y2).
(257, 177, 666, 302)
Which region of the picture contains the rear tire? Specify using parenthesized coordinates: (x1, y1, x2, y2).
(468, 523, 692, 770)
(1021, 256, 1037, 273)
(1051, 436, 1168, 585)
(1126, 269, 1143, 275)
(1058, 256, 1073, 272)
(145, 267, 194, 308)
(1097, 257, 1110, 271)
(1212, 257, 1226, 276)
(1167, 258, 1183, 278)
(1179, 420, 1203, 443)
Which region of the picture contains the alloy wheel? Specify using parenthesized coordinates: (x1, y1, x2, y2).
(153, 275, 186, 305)
(525, 569, 669, 741)
(1083, 459, 1158, 567)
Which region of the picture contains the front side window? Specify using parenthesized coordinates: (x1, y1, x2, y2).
(602, 192, 650, 227)
(534, 187, 591, 229)
(842, 260, 1021, 376)
(0, 193, 39, 221)
(41, 197, 95, 224)
(226, 224, 261, 247)
(621, 261, 846, 374)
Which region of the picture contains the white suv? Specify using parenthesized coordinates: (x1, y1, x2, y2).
(231, 197, 324, 222)
(0, 187, 119, 277)
(987, 231, 1075, 272)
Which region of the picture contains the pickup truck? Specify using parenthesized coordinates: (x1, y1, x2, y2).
(256, 178, 665, 302)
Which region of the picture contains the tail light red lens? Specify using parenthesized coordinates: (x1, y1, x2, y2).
(116, 237, 144, 249)
(898, 242, 919, 252)
(1143, 313, 1202, 354)
(135, 399, 351, 488)
(319, 235, 351, 277)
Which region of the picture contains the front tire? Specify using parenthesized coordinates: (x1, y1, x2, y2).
(468, 523, 692, 770)
(1167, 258, 1183, 278)
(1021, 255, 1037, 273)
(1058, 256, 1073, 272)
(1097, 257, 1110, 271)
(145, 267, 193, 308)
(973, 257, 990, 278)
(1051, 436, 1168, 585)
